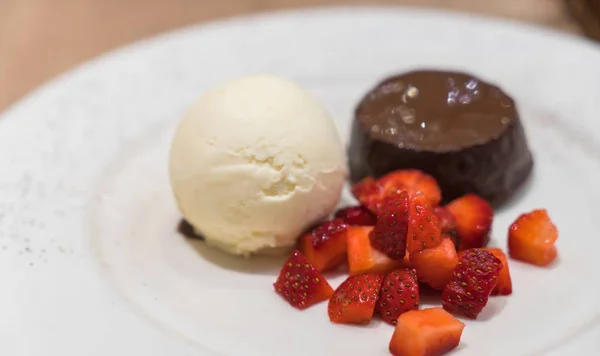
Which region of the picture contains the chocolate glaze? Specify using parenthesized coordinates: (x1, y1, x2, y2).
(349, 70, 533, 206)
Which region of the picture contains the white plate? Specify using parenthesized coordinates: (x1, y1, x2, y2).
(2, 6, 600, 356)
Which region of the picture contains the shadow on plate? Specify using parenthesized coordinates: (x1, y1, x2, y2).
(448, 343, 468, 354)
(178, 219, 290, 275)
(418, 284, 443, 306)
(473, 296, 507, 322)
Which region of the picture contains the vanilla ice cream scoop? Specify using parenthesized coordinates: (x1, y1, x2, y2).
(169, 74, 348, 256)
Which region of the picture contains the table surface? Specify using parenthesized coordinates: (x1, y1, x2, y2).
(0, 0, 584, 113)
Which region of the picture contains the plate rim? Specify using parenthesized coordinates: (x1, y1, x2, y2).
(1, 6, 600, 355)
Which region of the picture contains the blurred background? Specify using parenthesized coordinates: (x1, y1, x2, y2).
(1, 0, 599, 113)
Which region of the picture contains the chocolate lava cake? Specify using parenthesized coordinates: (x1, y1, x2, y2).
(348, 70, 533, 206)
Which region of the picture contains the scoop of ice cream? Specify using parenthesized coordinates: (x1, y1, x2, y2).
(169, 74, 348, 256)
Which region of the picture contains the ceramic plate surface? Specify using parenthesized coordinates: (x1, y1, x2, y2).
(2, 6, 600, 356)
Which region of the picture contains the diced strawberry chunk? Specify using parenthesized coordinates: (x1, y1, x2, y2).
(442, 249, 502, 319)
(299, 219, 348, 272)
(348, 226, 375, 275)
(351, 177, 389, 214)
(328, 273, 383, 324)
(485, 248, 513, 295)
(370, 249, 407, 274)
(376, 269, 419, 325)
(351, 169, 441, 213)
(389, 307, 465, 356)
(407, 192, 442, 254)
(445, 194, 493, 250)
(378, 169, 442, 207)
(347, 226, 405, 275)
(273, 250, 334, 309)
(456, 248, 512, 295)
(411, 238, 458, 291)
(369, 191, 409, 260)
(334, 205, 377, 226)
(433, 206, 459, 247)
(508, 209, 558, 267)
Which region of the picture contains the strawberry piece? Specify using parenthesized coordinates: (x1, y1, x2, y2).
(369, 191, 409, 260)
(274, 250, 334, 309)
(458, 248, 513, 295)
(328, 273, 384, 324)
(348, 226, 375, 274)
(376, 268, 420, 325)
(351, 177, 380, 202)
(486, 248, 513, 295)
(334, 205, 377, 226)
(442, 248, 502, 318)
(411, 238, 458, 290)
(299, 219, 348, 272)
(370, 249, 408, 274)
(389, 307, 465, 356)
(434, 206, 459, 247)
(347, 226, 405, 275)
(407, 192, 442, 254)
(378, 169, 442, 207)
(351, 177, 389, 213)
(508, 209, 558, 267)
(445, 194, 493, 250)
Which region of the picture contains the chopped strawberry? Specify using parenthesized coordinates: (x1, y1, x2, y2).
(458, 248, 512, 295)
(348, 226, 376, 274)
(370, 248, 407, 273)
(389, 307, 465, 356)
(508, 209, 558, 267)
(351, 177, 389, 213)
(378, 169, 442, 207)
(334, 205, 377, 226)
(407, 192, 442, 254)
(274, 250, 334, 309)
(434, 206, 459, 246)
(299, 219, 348, 272)
(369, 191, 409, 260)
(376, 269, 420, 325)
(328, 273, 384, 324)
(347, 226, 404, 275)
(411, 238, 458, 290)
(485, 248, 513, 295)
(445, 194, 493, 250)
(351, 177, 380, 202)
(442, 248, 502, 318)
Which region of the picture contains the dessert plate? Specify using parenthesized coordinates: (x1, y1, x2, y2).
(1, 6, 600, 356)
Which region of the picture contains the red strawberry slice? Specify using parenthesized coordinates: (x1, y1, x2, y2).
(328, 273, 384, 325)
(445, 194, 493, 250)
(369, 191, 409, 260)
(274, 250, 334, 309)
(508, 209, 558, 267)
(378, 169, 442, 207)
(376, 268, 420, 325)
(406, 192, 442, 254)
(442, 248, 502, 318)
(334, 205, 377, 226)
(299, 219, 348, 272)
